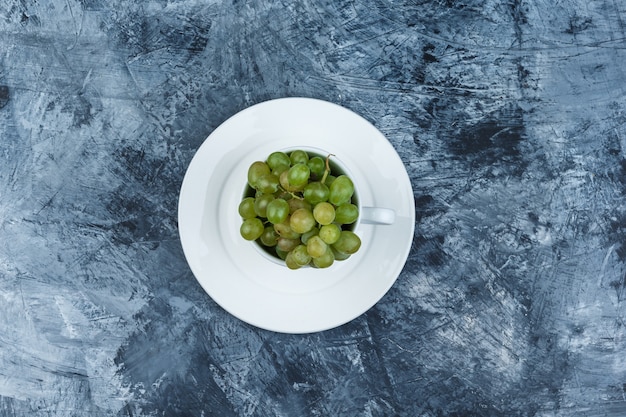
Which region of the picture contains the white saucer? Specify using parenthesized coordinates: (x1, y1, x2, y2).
(178, 97, 415, 333)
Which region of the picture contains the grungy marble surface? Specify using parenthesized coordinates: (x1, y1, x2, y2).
(1, 0, 626, 415)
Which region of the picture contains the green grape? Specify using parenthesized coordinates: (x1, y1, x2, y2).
(313, 202, 335, 225)
(329, 175, 354, 206)
(254, 194, 274, 218)
(287, 163, 310, 188)
(331, 246, 351, 261)
(303, 182, 329, 205)
(255, 173, 280, 194)
(279, 170, 292, 191)
(260, 226, 278, 247)
(290, 208, 316, 234)
(267, 151, 291, 174)
(291, 245, 312, 266)
(313, 247, 334, 268)
(238, 197, 256, 219)
(307, 235, 327, 258)
(272, 165, 291, 176)
(300, 227, 319, 244)
(332, 230, 361, 254)
(285, 251, 301, 270)
(240, 218, 264, 241)
(323, 174, 336, 186)
(290, 150, 309, 165)
(274, 218, 300, 239)
(266, 198, 290, 224)
(319, 224, 341, 244)
(277, 237, 300, 252)
(275, 247, 289, 260)
(307, 156, 325, 179)
(279, 170, 303, 192)
(287, 197, 311, 214)
(247, 161, 270, 188)
(334, 203, 358, 224)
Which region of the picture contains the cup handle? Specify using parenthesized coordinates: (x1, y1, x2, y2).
(360, 207, 396, 225)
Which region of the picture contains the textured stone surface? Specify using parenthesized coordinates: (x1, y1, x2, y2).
(1, 0, 626, 415)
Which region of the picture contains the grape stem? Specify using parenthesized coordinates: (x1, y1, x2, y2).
(321, 154, 334, 184)
(277, 185, 304, 200)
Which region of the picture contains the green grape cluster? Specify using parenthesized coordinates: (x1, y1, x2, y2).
(239, 150, 361, 269)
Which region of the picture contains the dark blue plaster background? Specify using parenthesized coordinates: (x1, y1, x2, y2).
(1, 0, 626, 416)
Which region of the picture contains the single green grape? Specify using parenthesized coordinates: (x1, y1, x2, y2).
(277, 237, 300, 252)
(247, 161, 270, 188)
(319, 223, 341, 244)
(266, 198, 290, 224)
(329, 175, 354, 206)
(275, 247, 289, 260)
(313, 202, 335, 225)
(274, 218, 300, 239)
(279, 170, 292, 191)
(290, 150, 309, 165)
(332, 230, 361, 254)
(240, 218, 264, 241)
(331, 246, 351, 261)
(334, 203, 358, 224)
(255, 173, 280, 194)
(279, 170, 302, 192)
(313, 247, 334, 268)
(254, 194, 275, 218)
(285, 251, 301, 270)
(307, 156, 325, 179)
(260, 226, 278, 247)
(287, 163, 310, 188)
(303, 182, 329, 205)
(307, 235, 327, 258)
(238, 197, 256, 219)
(267, 151, 291, 174)
(290, 208, 316, 234)
(291, 245, 312, 266)
(287, 197, 311, 214)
